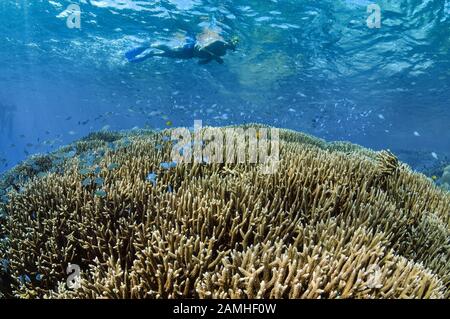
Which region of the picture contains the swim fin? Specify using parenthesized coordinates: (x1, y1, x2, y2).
(125, 45, 153, 63)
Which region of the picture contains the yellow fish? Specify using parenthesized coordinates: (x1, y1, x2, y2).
(431, 175, 437, 180)
(165, 120, 173, 127)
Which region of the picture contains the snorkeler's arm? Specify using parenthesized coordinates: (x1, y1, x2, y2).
(150, 43, 173, 52)
(198, 48, 224, 64)
(214, 56, 224, 64)
(198, 58, 213, 65)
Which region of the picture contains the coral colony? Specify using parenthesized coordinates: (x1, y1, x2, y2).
(0, 125, 449, 298)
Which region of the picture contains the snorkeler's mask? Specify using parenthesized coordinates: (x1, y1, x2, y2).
(230, 36, 239, 50)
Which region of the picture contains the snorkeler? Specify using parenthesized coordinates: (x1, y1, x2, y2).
(125, 29, 239, 65)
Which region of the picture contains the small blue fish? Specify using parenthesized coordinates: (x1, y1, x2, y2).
(53, 159, 63, 165)
(94, 177, 104, 187)
(19, 274, 31, 284)
(31, 212, 36, 220)
(36, 172, 47, 178)
(146, 172, 157, 187)
(84, 154, 95, 165)
(78, 168, 90, 175)
(107, 163, 119, 171)
(162, 136, 170, 142)
(0, 259, 9, 272)
(108, 142, 117, 151)
(160, 161, 177, 170)
(82, 178, 92, 187)
(36, 273, 43, 281)
(95, 189, 107, 198)
(167, 185, 173, 193)
(66, 151, 76, 158)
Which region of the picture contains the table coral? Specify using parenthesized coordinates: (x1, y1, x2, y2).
(0, 125, 449, 299)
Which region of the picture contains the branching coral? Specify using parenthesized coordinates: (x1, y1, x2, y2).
(438, 165, 450, 191)
(0, 125, 449, 299)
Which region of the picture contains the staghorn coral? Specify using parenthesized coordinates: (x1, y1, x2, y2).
(376, 150, 400, 177)
(0, 125, 449, 299)
(81, 131, 122, 143)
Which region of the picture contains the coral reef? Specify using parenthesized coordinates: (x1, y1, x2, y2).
(0, 125, 449, 299)
(438, 165, 450, 191)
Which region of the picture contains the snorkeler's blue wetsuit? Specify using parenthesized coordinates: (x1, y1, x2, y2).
(125, 34, 197, 63)
(182, 35, 196, 58)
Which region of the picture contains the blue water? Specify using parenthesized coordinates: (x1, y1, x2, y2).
(0, 0, 449, 174)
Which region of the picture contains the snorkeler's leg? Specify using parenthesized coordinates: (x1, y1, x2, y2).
(152, 43, 192, 59)
(149, 43, 172, 52)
